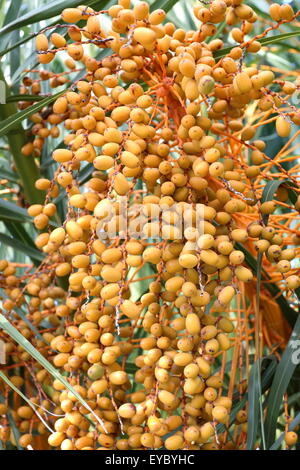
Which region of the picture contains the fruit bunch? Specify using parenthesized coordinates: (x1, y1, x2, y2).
(0, 0, 300, 450)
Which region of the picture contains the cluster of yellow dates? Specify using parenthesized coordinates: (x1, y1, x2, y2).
(0, 0, 299, 450)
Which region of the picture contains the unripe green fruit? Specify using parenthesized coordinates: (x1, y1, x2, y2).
(198, 75, 215, 95)
(87, 364, 104, 381)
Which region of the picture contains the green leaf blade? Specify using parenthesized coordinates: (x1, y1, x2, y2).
(264, 315, 300, 448)
(0, 90, 66, 138)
